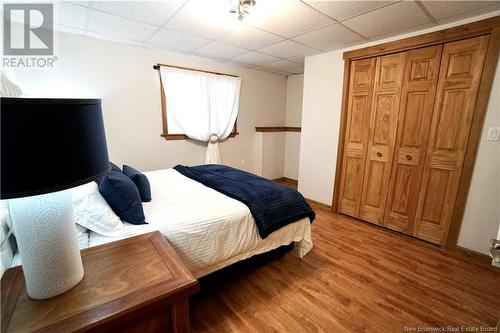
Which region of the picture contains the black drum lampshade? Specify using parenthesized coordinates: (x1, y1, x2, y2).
(1, 98, 110, 199)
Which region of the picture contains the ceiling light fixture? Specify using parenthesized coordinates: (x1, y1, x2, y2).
(229, 0, 256, 21)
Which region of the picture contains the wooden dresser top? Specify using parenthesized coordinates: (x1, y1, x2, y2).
(1, 231, 199, 333)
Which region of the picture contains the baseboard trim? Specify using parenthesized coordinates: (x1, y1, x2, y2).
(305, 198, 331, 211)
(272, 177, 298, 185)
(272, 178, 331, 211)
(455, 246, 493, 266)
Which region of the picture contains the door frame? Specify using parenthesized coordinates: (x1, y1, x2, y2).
(331, 16, 500, 249)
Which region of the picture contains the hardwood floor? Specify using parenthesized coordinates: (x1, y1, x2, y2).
(190, 209, 500, 332)
(273, 177, 298, 190)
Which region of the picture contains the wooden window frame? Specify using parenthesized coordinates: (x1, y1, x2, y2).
(158, 71, 239, 141)
(331, 16, 500, 249)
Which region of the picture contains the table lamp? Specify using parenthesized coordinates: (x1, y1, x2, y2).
(1, 98, 110, 299)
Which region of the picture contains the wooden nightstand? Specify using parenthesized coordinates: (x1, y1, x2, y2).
(1, 231, 199, 333)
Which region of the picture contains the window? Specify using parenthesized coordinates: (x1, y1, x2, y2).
(157, 65, 240, 141)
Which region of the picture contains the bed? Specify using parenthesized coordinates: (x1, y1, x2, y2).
(6, 167, 314, 279)
(89, 168, 313, 278)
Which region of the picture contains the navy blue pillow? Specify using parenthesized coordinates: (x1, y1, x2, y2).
(96, 162, 122, 185)
(98, 171, 146, 225)
(123, 165, 152, 202)
(110, 162, 121, 172)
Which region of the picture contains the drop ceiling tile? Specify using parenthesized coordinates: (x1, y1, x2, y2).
(6, 3, 88, 29)
(194, 41, 249, 60)
(142, 42, 185, 54)
(246, 0, 334, 38)
(165, 0, 238, 39)
(289, 64, 305, 74)
(305, 0, 393, 21)
(287, 56, 305, 64)
(232, 51, 281, 66)
(177, 53, 226, 64)
(433, 3, 500, 24)
(64, 1, 90, 8)
(261, 59, 302, 72)
(54, 2, 89, 29)
(219, 25, 284, 50)
(91, 1, 184, 26)
(88, 11, 158, 41)
(292, 23, 366, 51)
(190, 52, 227, 62)
(86, 31, 143, 47)
(368, 21, 436, 41)
(148, 28, 210, 52)
(253, 66, 287, 76)
(421, 1, 497, 20)
(258, 40, 316, 58)
(222, 59, 249, 67)
(342, 2, 430, 38)
(54, 25, 87, 36)
(146, 43, 209, 58)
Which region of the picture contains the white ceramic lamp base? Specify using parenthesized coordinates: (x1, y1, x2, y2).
(9, 189, 84, 299)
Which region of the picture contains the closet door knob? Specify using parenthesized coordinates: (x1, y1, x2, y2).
(376, 152, 382, 157)
(405, 155, 412, 160)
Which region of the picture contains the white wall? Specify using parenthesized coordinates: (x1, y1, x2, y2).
(260, 132, 286, 180)
(458, 56, 500, 255)
(299, 12, 500, 254)
(284, 74, 304, 180)
(3, 31, 287, 174)
(298, 51, 343, 203)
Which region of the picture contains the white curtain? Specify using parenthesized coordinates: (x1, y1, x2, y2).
(159, 67, 241, 164)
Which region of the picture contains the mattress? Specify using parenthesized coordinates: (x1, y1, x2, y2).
(89, 169, 313, 278)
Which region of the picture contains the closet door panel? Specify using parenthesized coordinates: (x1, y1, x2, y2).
(361, 161, 386, 221)
(359, 53, 405, 225)
(414, 36, 489, 244)
(338, 58, 376, 217)
(384, 45, 443, 233)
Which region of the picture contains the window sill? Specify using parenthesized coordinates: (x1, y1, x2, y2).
(161, 132, 239, 141)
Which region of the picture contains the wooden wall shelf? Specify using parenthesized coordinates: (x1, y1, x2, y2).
(255, 127, 301, 132)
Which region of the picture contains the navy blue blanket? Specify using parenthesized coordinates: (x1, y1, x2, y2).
(174, 164, 315, 239)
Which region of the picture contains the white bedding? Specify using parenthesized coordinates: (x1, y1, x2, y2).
(89, 169, 313, 278)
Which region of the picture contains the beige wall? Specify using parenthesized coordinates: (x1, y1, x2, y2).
(284, 74, 304, 180)
(256, 74, 303, 180)
(285, 74, 304, 127)
(299, 12, 500, 255)
(284, 132, 301, 180)
(3, 31, 287, 175)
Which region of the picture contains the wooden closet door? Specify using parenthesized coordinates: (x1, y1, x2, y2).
(338, 58, 376, 217)
(384, 45, 443, 234)
(359, 52, 406, 225)
(414, 36, 489, 244)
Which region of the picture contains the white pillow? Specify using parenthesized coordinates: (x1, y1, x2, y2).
(75, 224, 90, 249)
(0, 200, 14, 277)
(71, 182, 124, 236)
(0, 200, 12, 235)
